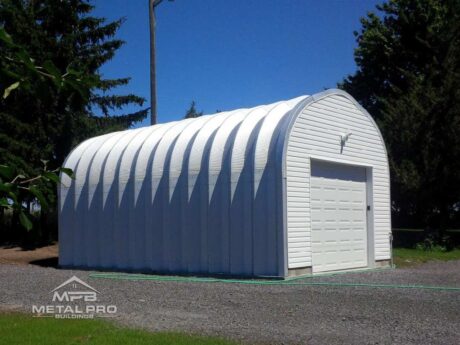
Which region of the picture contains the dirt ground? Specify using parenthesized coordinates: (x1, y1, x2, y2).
(0, 243, 58, 266)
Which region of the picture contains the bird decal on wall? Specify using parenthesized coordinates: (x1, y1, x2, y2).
(340, 132, 352, 153)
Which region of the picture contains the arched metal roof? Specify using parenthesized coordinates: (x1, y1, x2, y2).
(61, 95, 308, 205)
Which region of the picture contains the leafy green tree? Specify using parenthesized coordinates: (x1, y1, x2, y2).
(0, 27, 96, 98)
(184, 101, 203, 119)
(0, 27, 87, 232)
(341, 0, 460, 231)
(0, 0, 148, 177)
(0, 163, 73, 231)
(0, 0, 148, 239)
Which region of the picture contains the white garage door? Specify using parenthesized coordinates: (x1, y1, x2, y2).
(310, 161, 368, 273)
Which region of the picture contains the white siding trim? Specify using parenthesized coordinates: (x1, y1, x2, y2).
(284, 90, 391, 269)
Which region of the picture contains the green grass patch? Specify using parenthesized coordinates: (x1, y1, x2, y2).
(394, 248, 460, 267)
(0, 313, 239, 345)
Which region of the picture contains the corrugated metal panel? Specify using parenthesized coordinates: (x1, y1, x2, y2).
(285, 92, 391, 268)
(59, 96, 307, 277)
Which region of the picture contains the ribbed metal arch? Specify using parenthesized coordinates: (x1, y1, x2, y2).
(60, 95, 309, 276)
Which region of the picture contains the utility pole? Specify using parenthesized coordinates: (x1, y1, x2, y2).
(149, 0, 173, 125)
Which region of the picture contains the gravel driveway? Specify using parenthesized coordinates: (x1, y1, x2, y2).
(0, 261, 459, 345)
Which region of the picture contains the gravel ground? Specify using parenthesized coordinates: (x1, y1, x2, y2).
(0, 261, 459, 345)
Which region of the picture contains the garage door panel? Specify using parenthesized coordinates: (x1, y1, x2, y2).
(310, 161, 368, 273)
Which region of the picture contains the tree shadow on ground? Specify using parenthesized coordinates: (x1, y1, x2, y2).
(29, 257, 59, 268)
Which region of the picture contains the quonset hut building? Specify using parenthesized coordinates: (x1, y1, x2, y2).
(59, 89, 391, 277)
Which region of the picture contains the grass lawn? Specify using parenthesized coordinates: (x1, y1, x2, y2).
(393, 248, 460, 267)
(0, 313, 239, 345)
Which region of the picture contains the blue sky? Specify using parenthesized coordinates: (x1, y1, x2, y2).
(93, 0, 381, 127)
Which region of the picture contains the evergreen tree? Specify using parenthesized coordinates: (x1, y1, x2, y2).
(0, 0, 148, 176)
(184, 101, 203, 119)
(341, 0, 460, 230)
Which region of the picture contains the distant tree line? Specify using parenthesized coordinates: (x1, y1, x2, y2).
(184, 101, 203, 119)
(183, 101, 221, 118)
